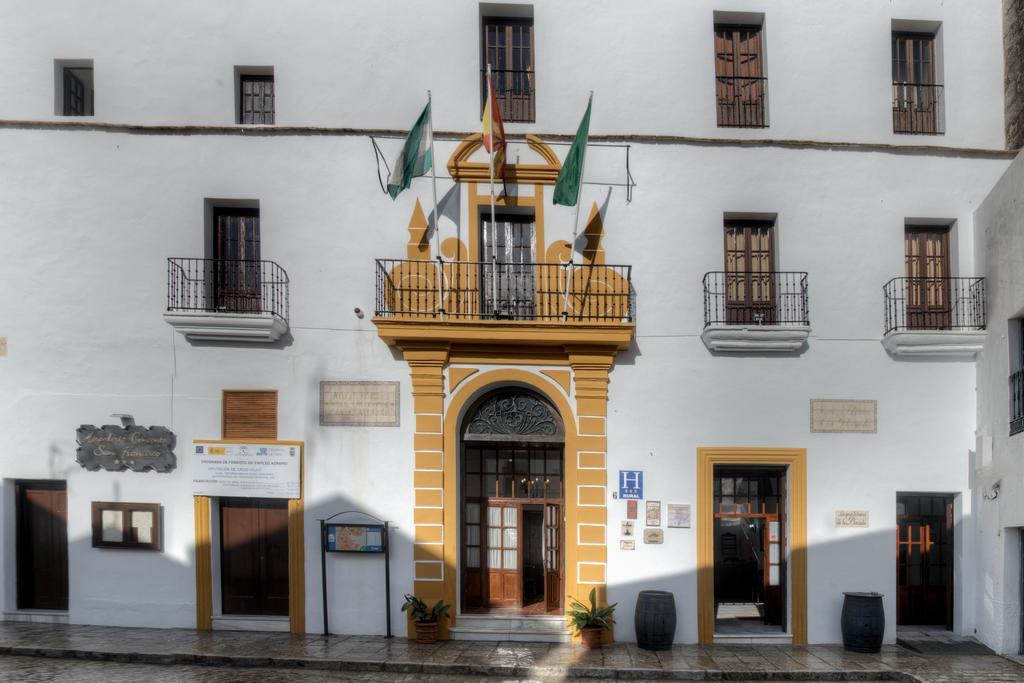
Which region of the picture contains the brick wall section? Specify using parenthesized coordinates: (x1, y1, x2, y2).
(1006, 0, 1024, 149)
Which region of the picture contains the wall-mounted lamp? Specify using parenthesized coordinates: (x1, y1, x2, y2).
(983, 479, 1001, 501)
(110, 413, 135, 427)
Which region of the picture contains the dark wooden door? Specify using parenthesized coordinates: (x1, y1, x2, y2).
(62, 69, 87, 116)
(892, 33, 937, 134)
(220, 498, 289, 616)
(485, 503, 520, 607)
(897, 494, 954, 627)
(481, 214, 536, 319)
(725, 221, 775, 323)
(904, 227, 951, 330)
(544, 502, 562, 612)
(16, 481, 68, 610)
(214, 208, 262, 313)
(714, 25, 765, 127)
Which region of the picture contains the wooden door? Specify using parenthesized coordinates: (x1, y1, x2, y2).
(544, 503, 562, 612)
(714, 25, 765, 127)
(892, 33, 937, 134)
(220, 498, 289, 616)
(481, 214, 536, 319)
(897, 494, 954, 627)
(214, 208, 262, 313)
(62, 69, 87, 116)
(904, 227, 951, 329)
(462, 498, 484, 610)
(485, 503, 520, 607)
(16, 481, 68, 610)
(725, 221, 775, 323)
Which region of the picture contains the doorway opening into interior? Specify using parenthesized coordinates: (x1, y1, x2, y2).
(460, 389, 564, 616)
(896, 493, 954, 630)
(713, 465, 787, 636)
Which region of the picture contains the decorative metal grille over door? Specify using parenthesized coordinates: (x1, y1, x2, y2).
(481, 214, 536, 319)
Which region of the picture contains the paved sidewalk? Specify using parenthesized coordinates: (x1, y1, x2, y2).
(0, 623, 1021, 682)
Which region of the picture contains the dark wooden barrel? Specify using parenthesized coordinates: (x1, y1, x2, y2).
(841, 592, 884, 653)
(635, 590, 676, 651)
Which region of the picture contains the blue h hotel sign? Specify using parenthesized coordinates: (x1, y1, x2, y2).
(619, 470, 643, 499)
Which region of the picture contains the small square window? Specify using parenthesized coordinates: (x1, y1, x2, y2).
(91, 502, 161, 550)
(55, 59, 94, 116)
(236, 68, 274, 124)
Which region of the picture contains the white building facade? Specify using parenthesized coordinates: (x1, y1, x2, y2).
(0, 0, 1016, 646)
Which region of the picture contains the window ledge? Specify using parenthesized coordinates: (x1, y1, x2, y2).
(164, 311, 287, 343)
(881, 330, 985, 358)
(701, 324, 810, 353)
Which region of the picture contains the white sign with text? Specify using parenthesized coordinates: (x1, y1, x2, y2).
(192, 442, 301, 499)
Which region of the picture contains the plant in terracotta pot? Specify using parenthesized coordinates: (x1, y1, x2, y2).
(401, 594, 450, 644)
(567, 588, 617, 649)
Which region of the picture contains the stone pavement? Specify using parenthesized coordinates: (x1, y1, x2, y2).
(0, 622, 1021, 682)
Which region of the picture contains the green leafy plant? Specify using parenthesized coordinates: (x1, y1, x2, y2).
(401, 594, 451, 623)
(567, 588, 617, 632)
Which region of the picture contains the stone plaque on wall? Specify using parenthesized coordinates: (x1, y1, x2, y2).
(320, 381, 400, 427)
(810, 399, 877, 433)
(76, 425, 177, 473)
(835, 510, 870, 528)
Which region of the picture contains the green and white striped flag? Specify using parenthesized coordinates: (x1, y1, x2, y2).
(387, 102, 433, 200)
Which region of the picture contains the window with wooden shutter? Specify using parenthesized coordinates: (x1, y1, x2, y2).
(481, 17, 535, 122)
(239, 74, 274, 125)
(223, 390, 278, 439)
(892, 32, 942, 134)
(714, 24, 767, 128)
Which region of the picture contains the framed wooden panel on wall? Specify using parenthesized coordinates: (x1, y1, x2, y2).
(91, 502, 161, 551)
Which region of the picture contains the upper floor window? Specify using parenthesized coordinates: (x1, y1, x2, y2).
(236, 68, 274, 124)
(892, 26, 944, 134)
(1010, 319, 1024, 436)
(55, 59, 93, 116)
(714, 19, 767, 128)
(481, 13, 535, 122)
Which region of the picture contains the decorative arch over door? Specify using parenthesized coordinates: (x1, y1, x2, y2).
(460, 388, 565, 614)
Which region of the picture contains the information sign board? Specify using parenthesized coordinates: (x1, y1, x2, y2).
(618, 470, 643, 499)
(192, 442, 301, 499)
(325, 523, 386, 553)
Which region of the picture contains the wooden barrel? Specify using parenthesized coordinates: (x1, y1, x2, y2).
(841, 592, 885, 653)
(635, 590, 676, 651)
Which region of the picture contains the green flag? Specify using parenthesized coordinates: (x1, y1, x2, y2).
(387, 102, 433, 200)
(553, 96, 592, 206)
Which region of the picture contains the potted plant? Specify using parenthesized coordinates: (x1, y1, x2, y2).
(567, 588, 617, 649)
(401, 593, 451, 644)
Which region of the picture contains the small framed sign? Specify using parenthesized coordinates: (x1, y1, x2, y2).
(667, 503, 691, 528)
(620, 521, 635, 538)
(643, 528, 664, 544)
(325, 523, 386, 553)
(626, 499, 637, 520)
(646, 500, 662, 527)
(620, 539, 636, 551)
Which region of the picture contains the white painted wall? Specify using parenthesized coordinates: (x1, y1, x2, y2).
(0, 0, 1013, 643)
(972, 149, 1024, 654)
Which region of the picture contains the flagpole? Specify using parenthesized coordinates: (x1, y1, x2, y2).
(427, 90, 444, 318)
(562, 91, 594, 320)
(487, 64, 498, 318)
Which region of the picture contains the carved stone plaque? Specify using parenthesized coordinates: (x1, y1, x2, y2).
(810, 399, 877, 433)
(320, 381, 400, 427)
(76, 425, 177, 473)
(835, 510, 870, 528)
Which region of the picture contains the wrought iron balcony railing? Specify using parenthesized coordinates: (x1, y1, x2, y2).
(703, 271, 809, 327)
(167, 257, 289, 322)
(1011, 369, 1024, 436)
(482, 68, 535, 123)
(375, 259, 633, 322)
(892, 82, 944, 134)
(882, 277, 985, 334)
(715, 76, 768, 128)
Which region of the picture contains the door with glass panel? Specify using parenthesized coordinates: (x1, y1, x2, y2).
(480, 213, 536, 319)
(904, 226, 951, 330)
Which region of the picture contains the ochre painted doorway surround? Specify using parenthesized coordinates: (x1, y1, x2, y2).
(193, 439, 305, 634)
(696, 447, 807, 645)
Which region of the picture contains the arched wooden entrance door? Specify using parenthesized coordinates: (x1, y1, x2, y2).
(460, 389, 565, 615)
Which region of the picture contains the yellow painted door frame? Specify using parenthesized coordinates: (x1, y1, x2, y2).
(193, 439, 305, 634)
(696, 447, 807, 645)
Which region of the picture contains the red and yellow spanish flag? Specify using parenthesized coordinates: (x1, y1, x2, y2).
(482, 70, 506, 181)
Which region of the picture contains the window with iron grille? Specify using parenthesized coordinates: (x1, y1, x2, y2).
(892, 31, 943, 134)
(481, 17, 535, 123)
(56, 60, 94, 116)
(1011, 319, 1024, 436)
(714, 24, 767, 128)
(239, 74, 274, 124)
